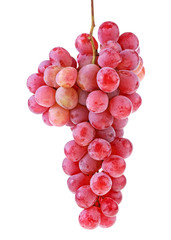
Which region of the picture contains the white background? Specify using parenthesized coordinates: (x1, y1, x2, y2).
(0, 0, 171, 239)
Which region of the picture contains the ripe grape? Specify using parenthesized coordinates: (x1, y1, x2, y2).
(124, 92, 142, 112)
(28, 95, 48, 114)
(48, 103, 69, 126)
(78, 89, 89, 106)
(35, 86, 56, 107)
(79, 153, 102, 175)
(89, 110, 113, 130)
(108, 88, 120, 99)
(115, 129, 124, 138)
(64, 140, 87, 162)
(49, 47, 72, 67)
(101, 40, 122, 52)
(111, 137, 133, 158)
(56, 67, 77, 88)
(98, 21, 119, 44)
(71, 57, 77, 68)
(27, 73, 45, 94)
(86, 90, 109, 113)
(70, 104, 89, 125)
(112, 117, 128, 130)
(98, 48, 121, 69)
(75, 185, 98, 208)
(79, 206, 100, 229)
(38, 60, 51, 74)
(96, 126, 116, 143)
(100, 197, 119, 217)
(90, 172, 112, 196)
(104, 190, 122, 204)
(118, 70, 140, 94)
(44, 65, 62, 88)
(133, 56, 143, 75)
(97, 67, 120, 93)
(117, 50, 139, 70)
(111, 175, 127, 192)
(75, 33, 98, 55)
(62, 158, 80, 175)
(55, 87, 78, 110)
(102, 155, 126, 178)
(118, 32, 139, 50)
(42, 110, 53, 126)
(67, 173, 91, 193)
(77, 53, 94, 68)
(88, 138, 111, 160)
(100, 213, 116, 228)
(72, 122, 96, 146)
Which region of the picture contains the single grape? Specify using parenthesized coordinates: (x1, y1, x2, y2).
(133, 56, 143, 75)
(28, 95, 48, 114)
(62, 158, 80, 176)
(79, 153, 102, 175)
(70, 104, 89, 125)
(75, 33, 98, 55)
(49, 47, 72, 67)
(79, 206, 100, 229)
(100, 40, 122, 52)
(96, 67, 120, 93)
(124, 92, 142, 112)
(112, 117, 128, 130)
(89, 110, 113, 130)
(72, 122, 96, 146)
(98, 21, 119, 44)
(77, 53, 94, 68)
(56, 67, 77, 88)
(111, 137, 133, 158)
(75, 185, 98, 208)
(67, 173, 91, 193)
(90, 172, 112, 196)
(27, 73, 45, 94)
(109, 95, 133, 119)
(71, 57, 77, 68)
(35, 86, 56, 107)
(44, 65, 62, 88)
(111, 175, 127, 192)
(118, 70, 140, 94)
(117, 50, 139, 70)
(55, 87, 78, 110)
(64, 140, 87, 162)
(104, 190, 122, 204)
(98, 48, 121, 69)
(138, 66, 145, 81)
(96, 126, 116, 143)
(100, 197, 119, 217)
(108, 88, 120, 99)
(115, 129, 124, 138)
(86, 90, 109, 113)
(78, 89, 89, 106)
(42, 110, 53, 126)
(77, 64, 100, 92)
(48, 103, 69, 126)
(100, 213, 116, 228)
(38, 60, 51, 74)
(118, 32, 139, 50)
(88, 138, 111, 160)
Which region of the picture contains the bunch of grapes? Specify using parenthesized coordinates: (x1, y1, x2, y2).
(27, 21, 145, 229)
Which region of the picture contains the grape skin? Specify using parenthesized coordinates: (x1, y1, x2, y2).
(64, 140, 87, 162)
(27, 73, 45, 94)
(118, 32, 139, 50)
(44, 65, 62, 88)
(124, 92, 142, 112)
(98, 48, 121, 69)
(89, 110, 113, 130)
(79, 153, 102, 175)
(111, 137, 133, 158)
(55, 87, 78, 110)
(42, 110, 52, 126)
(38, 60, 51, 74)
(35, 86, 56, 108)
(56, 67, 77, 88)
(78, 89, 89, 106)
(79, 206, 101, 229)
(49, 47, 72, 67)
(75, 33, 98, 55)
(115, 129, 124, 138)
(86, 90, 109, 113)
(67, 173, 91, 193)
(100, 213, 116, 228)
(100, 197, 119, 217)
(28, 95, 48, 114)
(48, 103, 69, 127)
(90, 172, 112, 196)
(101, 40, 122, 52)
(117, 50, 139, 71)
(75, 185, 98, 208)
(118, 70, 140, 94)
(70, 104, 89, 125)
(88, 138, 112, 160)
(62, 158, 80, 176)
(98, 21, 120, 44)
(95, 126, 116, 143)
(104, 190, 122, 204)
(111, 175, 127, 192)
(112, 117, 128, 130)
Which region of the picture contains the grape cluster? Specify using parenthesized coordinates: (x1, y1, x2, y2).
(27, 21, 145, 229)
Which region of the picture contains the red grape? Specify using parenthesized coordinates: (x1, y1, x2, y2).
(35, 86, 56, 107)
(86, 90, 109, 113)
(55, 87, 78, 110)
(101, 40, 122, 52)
(49, 47, 72, 67)
(90, 172, 112, 196)
(104, 190, 122, 204)
(27, 73, 45, 94)
(56, 67, 77, 88)
(112, 117, 128, 130)
(64, 140, 87, 162)
(96, 126, 116, 143)
(71, 57, 77, 68)
(78, 89, 89, 106)
(111, 137, 133, 158)
(98, 48, 121, 69)
(118, 70, 140, 94)
(124, 92, 142, 112)
(115, 129, 124, 138)
(70, 104, 89, 125)
(44, 65, 62, 88)
(117, 50, 139, 71)
(62, 158, 80, 175)
(89, 110, 113, 130)
(42, 110, 53, 126)
(98, 21, 119, 44)
(111, 175, 127, 192)
(79, 153, 102, 175)
(108, 88, 120, 99)
(88, 138, 111, 160)
(133, 56, 143, 75)
(75, 185, 98, 208)
(79, 206, 100, 229)
(48, 103, 69, 126)
(28, 95, 48, 114)
(118, 32, 139, 50)
(100, 213, 116, 228)
(38, 60, 51, 74)
(75, 33, 98, 55)
(67, 173, 91, 193)
(100, 197, 119, 217)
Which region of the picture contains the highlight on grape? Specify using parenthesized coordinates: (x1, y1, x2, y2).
(27, 0, 145, 230)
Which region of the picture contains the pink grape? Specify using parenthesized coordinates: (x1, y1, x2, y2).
(98, 21, 119, 44)
(44, 65, 62, 88)
(71, 57, 77, 68)
(38, 60, 51, 74)
(136, 46, 140, 54)
(104, 190, 122, 204)
(138, 66, 145, 81)
(35, 86, 56, 107)
(28, 95, 48, 114)
(78, 89, 89, 106)
(79, 154, 102, 175)
(88, 138, 111, 160)
(109, 95, 133, 119)
(67, 173, 91, 193)
(101, 40, 122, 52)
(70, 104, 89, 124)
(112, 117, 128, 130)
(56, 67, 77, 88)
(101, 197, 119, 217)
(117, 50, 139, 70)
(77, 54, 98, 68)
(118, 70, 140, 94)
(102, 155, 126, 178)
(111, 175, 127, 192)
(98, 48, 121, 69)
(97, 67, 120, 93)
(64, 140, 87, 162)
(55, 87, 78, 110)
(111, 137, 133, 158)
(100, 213, 116, 228)
(62, 158, 80, 175)
(86, 90, 109, 113)
(72, 122, 96, 146)
(108, 88, 120, 99)
(79, 206, 100, 229)
(42, 110, 53, 126)
(133, 56, 143, 75)
(77, 64, 100, 92)
(48, 103, 69, 126)
(124, 92, 142, 112)
(89, 110, 113, 130)
(118, 32, 139, 50)
(96, 126, 116, 143)
(27, 73, 45, 94)
(115, 129, 124, 138)
(65, 119, 76, 128)
(75, 33, 98, 55)
(75, 185, 98, 208)
(90, 172, 112, 196)
(49, 47, 72, 67)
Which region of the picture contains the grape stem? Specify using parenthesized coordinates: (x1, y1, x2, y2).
(89, 0, 96, 64)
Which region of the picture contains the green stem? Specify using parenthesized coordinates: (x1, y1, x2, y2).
(89, 0, 96, 64)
